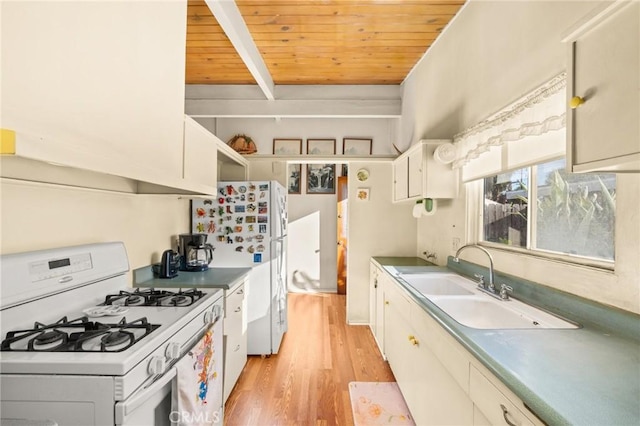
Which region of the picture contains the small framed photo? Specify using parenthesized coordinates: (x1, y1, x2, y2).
(343, 138, 372, 155)
(307, 138, 336, 155)
(356, 187, 370, 201)
(288, 164, 302, 194)
(273, 138, 302, 155)
(307, 164, 336, 194)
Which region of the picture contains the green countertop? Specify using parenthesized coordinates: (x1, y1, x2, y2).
(133, 266, 251, 290)
(372, 256, 436, 267)
(373, 257, 640, 425)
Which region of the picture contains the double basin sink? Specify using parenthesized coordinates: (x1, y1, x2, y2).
(396, 272, 579, 330)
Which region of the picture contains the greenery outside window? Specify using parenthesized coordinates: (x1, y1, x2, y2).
(481, 158, 616, 263)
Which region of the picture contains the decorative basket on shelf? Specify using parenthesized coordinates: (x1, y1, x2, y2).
(227, 134, 257, 155)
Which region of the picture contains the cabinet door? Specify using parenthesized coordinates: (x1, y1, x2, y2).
(183, 117, 218, 187)
(369, 262, 379, 335)
(407, 146, 424, 198)
(470, 365, 539, 426)
(375, 272, 387, 355)
(393, 157, 409, 201)
(1, 1, 187, 180)
(566, 0, 640, 172)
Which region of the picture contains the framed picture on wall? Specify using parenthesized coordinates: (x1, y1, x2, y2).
(288, 164, 302, 194)
(342, 138, 372, 155)
(307, 164, 336, 194)
(306, 138, 336, 155)
(273, 138, 302, 155)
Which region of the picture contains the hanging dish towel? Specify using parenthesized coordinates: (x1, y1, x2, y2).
(172, 317, 223, 426)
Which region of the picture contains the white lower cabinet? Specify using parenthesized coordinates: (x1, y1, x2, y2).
(369, 261, 387, 356)
(470, 364, 541, 426)
(381, 268, 544, 426)
(383, 276, 473, 425)
(223, 279, 248, 402)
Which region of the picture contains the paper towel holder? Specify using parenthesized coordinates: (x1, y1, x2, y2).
(414, 198, 437, 217)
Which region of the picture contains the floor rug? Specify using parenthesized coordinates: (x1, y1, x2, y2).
(348, 382, 416, 426)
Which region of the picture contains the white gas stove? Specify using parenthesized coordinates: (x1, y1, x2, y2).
(0, 242, 224, 426)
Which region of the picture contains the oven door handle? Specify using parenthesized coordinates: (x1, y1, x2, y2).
(114, 366, 177, 424)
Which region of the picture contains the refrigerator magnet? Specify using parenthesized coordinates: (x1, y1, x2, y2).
(208, 209, 215, 217)
(234, 226, 243, 233)
(259, 224, 267, 233)
(208, 221, 216, 233)
(235, 217, 243, 224)
(256, 244, 265, 252)
(248, 193, 256, 202)
(203, 199, 213, 205)
(196, 208, 206, 218)
(249, 183, 256, 191)
(246, 216, 256, 223)
(235, 205, 245, 213)
(239, 185, 247, 193)
(196, 223, 205, 233)
(247, 245, 255, 253)
(235, 246, 244, 252)
(253, 253, 262, 263)
(226, 236, 233, 244)
(248, 225, 254, 232)
(259, 184, 268, 191)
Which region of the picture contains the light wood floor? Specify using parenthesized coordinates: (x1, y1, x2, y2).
(224, 293, 395, 425)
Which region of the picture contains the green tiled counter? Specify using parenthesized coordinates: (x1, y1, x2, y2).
(372, 256, 640, 425)
(133, 266, 251, 290)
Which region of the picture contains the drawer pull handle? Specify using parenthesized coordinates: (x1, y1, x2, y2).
(408, 335, 418, 346)
(234, 307, 242, 313)
(233, 344, 240, 352)
(385, 300, 389, 305)
(237, 289, 244, 295)
(500, 404, 517, 426)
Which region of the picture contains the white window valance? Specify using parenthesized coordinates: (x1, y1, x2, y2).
(453, 73, 567, 182)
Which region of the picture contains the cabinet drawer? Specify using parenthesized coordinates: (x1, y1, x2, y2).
(225, 283, 245, 316)
(470, 365, 538, 426)
(384, 276, 412, 323)
(224, 283, 245, 336)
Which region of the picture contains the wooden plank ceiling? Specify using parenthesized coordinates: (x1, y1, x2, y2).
(186, 0, 466, 85)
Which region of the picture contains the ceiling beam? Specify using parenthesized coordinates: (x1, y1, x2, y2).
(204, 0, 275, 100)
(185, 98, 401, 118)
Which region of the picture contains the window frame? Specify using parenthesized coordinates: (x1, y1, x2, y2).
(468, 159, 616, 271)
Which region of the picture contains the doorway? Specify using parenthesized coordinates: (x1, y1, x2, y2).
(337, 174, 348, 294)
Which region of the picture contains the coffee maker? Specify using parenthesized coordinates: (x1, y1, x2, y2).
(178, 233, 215, 272)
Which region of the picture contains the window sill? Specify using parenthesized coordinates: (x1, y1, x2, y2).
(477, 242, 615, 273)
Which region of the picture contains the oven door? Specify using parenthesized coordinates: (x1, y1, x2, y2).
(114, 304, 223, 426)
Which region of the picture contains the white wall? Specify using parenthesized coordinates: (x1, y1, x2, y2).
(402, 0, 640, 314)
(196, 117, 399, 155)
(347, 162, 417, 323)
(0, 180, 190, 274)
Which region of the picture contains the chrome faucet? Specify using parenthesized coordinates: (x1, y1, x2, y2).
(453, 244, 495, 291)
(453, 244, 513, 300)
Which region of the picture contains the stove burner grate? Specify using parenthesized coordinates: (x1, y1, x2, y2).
(1, 316, 159, 353)
(103, 288, 205, 307)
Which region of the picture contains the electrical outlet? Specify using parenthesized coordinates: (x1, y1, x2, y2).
(452, 237, 461, 251)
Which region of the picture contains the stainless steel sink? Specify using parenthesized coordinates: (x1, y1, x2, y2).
(397, 272, 579, 330)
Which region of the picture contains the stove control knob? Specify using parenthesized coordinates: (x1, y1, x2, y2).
(203, 310, 214, 325)
(165, 342, 181, 360)
(148, 356, 166, 375)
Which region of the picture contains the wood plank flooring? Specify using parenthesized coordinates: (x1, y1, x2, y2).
(224, 293, 395, 425)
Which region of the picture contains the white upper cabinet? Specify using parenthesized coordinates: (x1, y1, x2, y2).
(183, 117, 219, 188)
(1, 1, 191, 188)
(392, 140, 458, 202)
(564, 0, 640, 172)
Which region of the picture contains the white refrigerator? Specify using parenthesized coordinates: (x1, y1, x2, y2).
(191, 180, 288, 355)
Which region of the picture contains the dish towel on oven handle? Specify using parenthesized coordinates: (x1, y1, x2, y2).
(171, 315, 223, 426)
